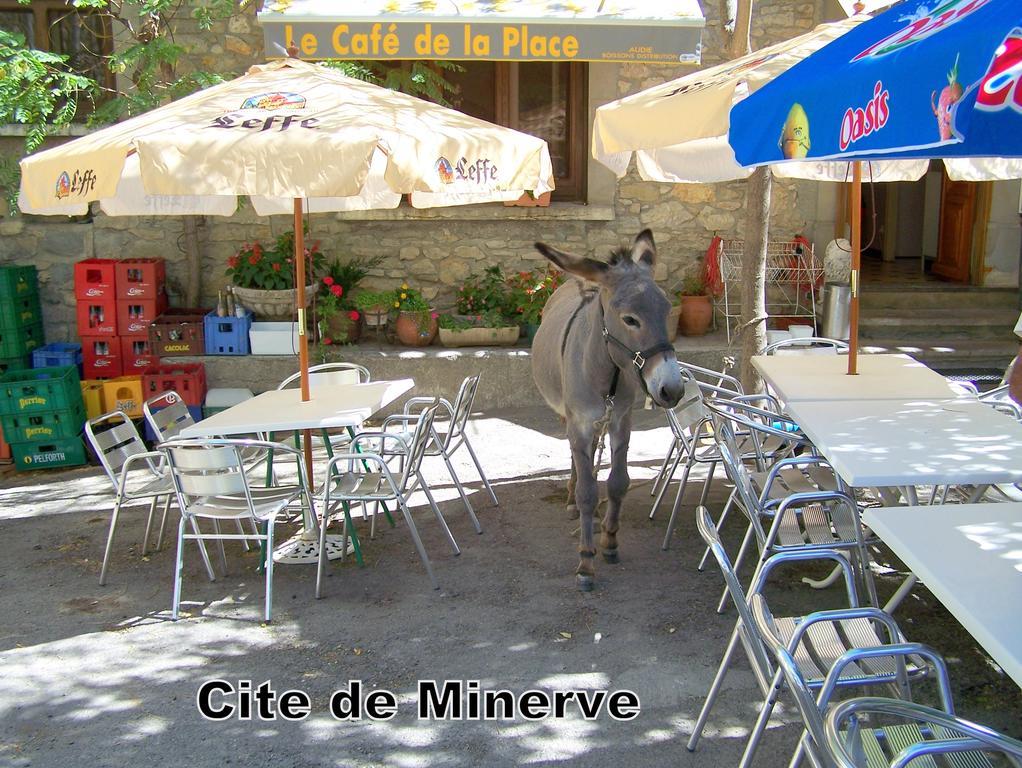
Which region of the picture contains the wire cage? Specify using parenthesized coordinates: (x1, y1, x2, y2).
(716, 238, 824, 342)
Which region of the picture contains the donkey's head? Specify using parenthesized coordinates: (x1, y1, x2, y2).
(535, 229, 683, 408)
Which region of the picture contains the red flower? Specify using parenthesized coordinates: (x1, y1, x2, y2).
(248, 255, 260, 266)
(252, 243, 262, 258)
(322, 337, 333, 345)
(330, 285, 343, 297)
(272, 262, 282, 272)
(323, 276, 335, 286)
(227, 255, 239, 269)
(348, 310, 360, 321)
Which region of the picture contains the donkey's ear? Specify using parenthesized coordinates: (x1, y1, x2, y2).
(534, 242, 609, 283)
(630, 229, 656, 268)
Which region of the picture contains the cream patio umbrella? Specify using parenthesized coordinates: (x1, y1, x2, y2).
(19, 57, 555, 403)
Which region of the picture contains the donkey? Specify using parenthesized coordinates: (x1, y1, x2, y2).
(532, 230, 684, 590)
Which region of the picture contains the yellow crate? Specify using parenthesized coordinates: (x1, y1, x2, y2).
(80, 380, 106, 420)
(101, 376, 144, 419)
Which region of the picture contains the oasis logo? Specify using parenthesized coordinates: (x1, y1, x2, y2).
(240, 92, 306, 111)
(976, 28, 1022, 114)
(56, 169, 97, 199)
(852, 0, 988, 61)
(436, 156, 498, 185)
(839, 80, 890, 151)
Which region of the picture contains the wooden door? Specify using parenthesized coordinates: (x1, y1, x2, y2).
(933, 174, 976, 283)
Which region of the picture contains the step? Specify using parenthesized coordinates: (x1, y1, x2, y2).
(859, 307, 1020, 340)
(859, 337, 1018, 371)
(859, 287, 1018, 311)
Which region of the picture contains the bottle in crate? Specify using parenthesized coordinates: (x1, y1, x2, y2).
(82, 336, 123, 379)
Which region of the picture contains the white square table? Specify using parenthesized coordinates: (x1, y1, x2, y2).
(863, 503, 1022, 688)
(179, 378, 414, 564)
(751, 353, 962, 402)
(782, 397, 1022, 491)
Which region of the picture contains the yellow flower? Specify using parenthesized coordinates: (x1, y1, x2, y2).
(401, 283, 409, 290)
(394, 301, 400, 308)
(400, 292, 407, 299)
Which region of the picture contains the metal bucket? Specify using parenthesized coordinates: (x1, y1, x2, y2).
(821, 282, 851, 340)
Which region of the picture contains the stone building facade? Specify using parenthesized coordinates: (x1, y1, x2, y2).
(0, 1, 830, 344)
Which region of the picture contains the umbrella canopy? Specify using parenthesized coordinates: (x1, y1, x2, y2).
(20, 57, 554, 217)
(729, 0, 1022, 173)
(592, 15, 930, 184)
(19, 57, 555, 409)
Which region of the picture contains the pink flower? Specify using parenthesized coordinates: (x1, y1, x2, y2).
(348, 310, 360, 321)
(322, 337, 333, 345)
(331, 285, 343, 297)
(430, 311, 439, 320)
(323, 276, 335, 286)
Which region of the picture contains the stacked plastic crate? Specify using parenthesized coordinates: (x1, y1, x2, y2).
(0, 265, 45, 463)
(75, 258, 165, 419)
(0, 366, 88, 471)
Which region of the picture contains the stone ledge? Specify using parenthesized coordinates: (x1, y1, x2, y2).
(335, 203, 616, 222)
(0, 124, 92, 138)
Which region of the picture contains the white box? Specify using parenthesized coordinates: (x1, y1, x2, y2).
(249, 322, 300, 355)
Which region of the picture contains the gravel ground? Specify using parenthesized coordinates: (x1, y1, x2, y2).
(0, 406, 1018, 768)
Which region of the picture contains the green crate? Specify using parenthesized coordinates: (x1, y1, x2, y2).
(0, 365, 82, 416)
(0, 294, 42, 330)
(0, 402, 85, 443)
(0, 356, 29, 377)
(0, 322, 44, 357)
(12, 436, 87, 471)
(0, 265, 38, 302)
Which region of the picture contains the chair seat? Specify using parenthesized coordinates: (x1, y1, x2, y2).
(850, 722, 993, 768)
(773, 500, 863, 548)
(771, 616, 927, 686)
(752, 464, 838, 501)
(328, 471, 397, 500)
(123, 472, 175, 499)
(186, 486, 305, 520)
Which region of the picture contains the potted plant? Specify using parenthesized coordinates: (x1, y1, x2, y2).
(456, 265, 511, 318)
(315, 256, 383, 345)
(505, 267, 563, 343)
(392, 283, 438, 346)
(354, 290, 395, 330)
(667, 293, 681, 343)
(226, 227, 323, 319)
(679, 273, 713, 337)
(438, 310, 519, 347)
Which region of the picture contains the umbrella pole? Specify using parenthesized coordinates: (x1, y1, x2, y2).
(848, 161, 862, 375)
(293, 198, 314, 489)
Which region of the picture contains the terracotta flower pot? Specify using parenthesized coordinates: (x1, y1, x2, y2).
(395, 310, 437, 346)
(232, 283, 317, 320)
(667, 304, 681, 342)
(319, 312, 361, 345)
(679, 294, 713, 337)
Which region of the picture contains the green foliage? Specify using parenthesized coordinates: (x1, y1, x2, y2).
(320, 60, 463, 106)
(354, 290, 396, 313)
(322, 255, 383, 300)
(393, 284, 431, 313)
(505, 267, 563, 325)
(456, 265, 511, 316)
(439, 310, 513, 330)
(680, 273, 707, 296)
(225, 230, 326, 291)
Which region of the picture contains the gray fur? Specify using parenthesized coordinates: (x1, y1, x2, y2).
(532, 230, 684, 590)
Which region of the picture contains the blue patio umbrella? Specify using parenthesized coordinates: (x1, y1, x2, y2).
(728, 0, 1022, 373)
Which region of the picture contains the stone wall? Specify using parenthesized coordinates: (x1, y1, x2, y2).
(0, 0, 823, 344)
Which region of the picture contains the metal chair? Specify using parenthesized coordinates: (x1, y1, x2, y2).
(764, 337, 850, 355)
(316, 398, 460, 598)
(825, 697, 1022, 768)
(385, 374, 497, 533)
(160, 437, 316, 622)
(85, 410, 215, 586)
(689, 507, 940, 768)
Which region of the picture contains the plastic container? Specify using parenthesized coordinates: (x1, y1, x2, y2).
(0, 322, 45, 357)
(766, 330, 792, 346)
(12, 436, 88, 471)
(101, 376, 145, 418)
(73, 258, 117, 300)
(0, 265, 38, 302)
(115, 258, 166, 300)
(142, 362, 207, 407)
(0, 424, 10, 463)
(821, 282, 851, 341)
(204, 310, 253, 355)
(76, 297, 118, 336)
(249, 322, 300, 355)
(203, 387, 254, 418)
(0, 293, 42, 330)
(148, 309, 209, 356)
(80, 380, 106, 420)
(117, 295, 169, 336)
(788, 324, 814, 345)
(32, 342, 82, 370)
(0, 365, 82, 416)
(120, 335, 158, 374)
(0, 356, 29, 377)
(81, 336, 123, 379)
(0, 402, 86, 443)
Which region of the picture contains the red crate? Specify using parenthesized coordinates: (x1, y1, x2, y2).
(115, 258, 166, 300)
(81, 336, 122, 379)
(0, 423, 10, 463)
(142, 362, 207, 407)
(76, 297, 118, 336)
(120, 335, 159, 374)
(74, 258, 118, 301)
(116, 295, 169, 337)
(148, 308, 209, 357)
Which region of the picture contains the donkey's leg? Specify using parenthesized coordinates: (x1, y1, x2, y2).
(566, 461, 579, 520)
(601, 409, 631, 563)
(567, 417, 598, 591)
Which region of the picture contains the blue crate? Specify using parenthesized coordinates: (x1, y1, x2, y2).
(144, 403, 202, 443)
(203, 310, 253, 355)
(32, 342, 83, 371)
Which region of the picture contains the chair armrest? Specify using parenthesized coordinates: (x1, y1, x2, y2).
(322, 452, 400, 501)
(402, 396, 455, 421)
(784, 607, 905, 656)
(350, 430, 412, 454)
(118, 450, 168, 494)
(757, 455, 839, 504)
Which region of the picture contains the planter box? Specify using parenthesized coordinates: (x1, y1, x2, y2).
(148, 308, 210, 356)
(74, 258, 116, 300)
(12, 436, 88, 471)
(115, 258, 166, 300)
(439, 326, 520, 347)
(249, 322, 300, 355)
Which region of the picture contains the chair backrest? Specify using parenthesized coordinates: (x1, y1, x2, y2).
(143, 390, 195, 443)
(447, 374, 481, 444)
(85, 411, 154, 488)
(678, 361, 744, 395)
(666, 376, 707, 437)
(160, 439, 251, 515)
(764, 337, 849, 355)
(400, 398, 440, 488)
(704, 403, 769, 546)
(277, 362, 370, 391)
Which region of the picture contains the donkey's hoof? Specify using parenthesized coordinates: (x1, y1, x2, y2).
(602, 548, 619, 564)
(566, 504, 580, 520)
(576, 573, 594, 591)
